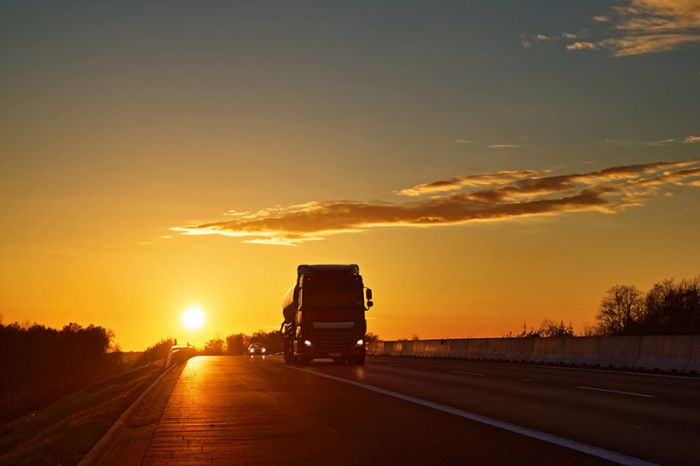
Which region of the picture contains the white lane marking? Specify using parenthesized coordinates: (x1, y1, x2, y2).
(286, 366, 657, 466)
(577, 386, 656, 398)
(451, 370, 485, 376)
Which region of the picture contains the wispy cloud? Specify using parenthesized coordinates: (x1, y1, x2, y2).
(173, 160, 700, 245)
(525, 1, 700, 56)
(569, 0, 700, 56)
(397, 170, 546, 197)
(486, 144, 527, 149)
(454, 139, 479, 144)
(602, 136, 677, 146)
(567, 41, 599, 51)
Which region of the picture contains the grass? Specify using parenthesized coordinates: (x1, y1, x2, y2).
(0, 362, 164, 466)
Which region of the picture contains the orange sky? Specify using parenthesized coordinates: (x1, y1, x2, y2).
(1, 1, 699, 350)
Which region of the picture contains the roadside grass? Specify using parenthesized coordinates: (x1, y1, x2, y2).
(0, 362, 164, 466)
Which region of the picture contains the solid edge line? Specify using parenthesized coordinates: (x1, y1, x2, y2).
(77, 361, 180, 466)
(285, 366, 657, 466)
(577, 386, 656, 398)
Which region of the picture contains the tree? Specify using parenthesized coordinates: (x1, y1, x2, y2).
(204, 338, 225, 354)
(225, 333, 248, 355)
(539, 318, 574, 338)
(642, 277, 700, 334)
(597, 285, 644, 335)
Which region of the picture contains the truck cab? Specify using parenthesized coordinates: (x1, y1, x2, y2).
(281, 264, 373, 365)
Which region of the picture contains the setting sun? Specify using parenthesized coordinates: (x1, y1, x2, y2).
(182, 306, 205, 330)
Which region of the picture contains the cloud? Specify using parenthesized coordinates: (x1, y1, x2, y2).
(486, 144, 527, 149)
(567, 41, 598, 51)
(684, 135, 700, 143)
(520, 32, 551, 48)
(173, 160, 700, 245)
(602, 136, 678, 146)
(454, 139, 479, 144)
(566, 0, 700, 56)
(397, 170, 546, 197)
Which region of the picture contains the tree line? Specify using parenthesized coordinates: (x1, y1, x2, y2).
(0, 320, 173, 422)
(200, 330, 282, 355)
(506, 275, 700, 338)
(597, 276, 700, 335)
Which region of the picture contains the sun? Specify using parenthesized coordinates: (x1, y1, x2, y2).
(182, 306, 205, 330)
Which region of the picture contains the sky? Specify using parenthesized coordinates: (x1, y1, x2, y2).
(1, 0, 699, 350)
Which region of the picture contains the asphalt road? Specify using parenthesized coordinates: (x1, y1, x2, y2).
(138, 355, 700, 465)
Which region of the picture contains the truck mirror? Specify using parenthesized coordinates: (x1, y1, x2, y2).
(367, 300, 373, 308)
(366, 288, 373, 300)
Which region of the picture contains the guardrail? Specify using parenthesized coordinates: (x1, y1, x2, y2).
(367, 335, 700, 373)
(164, 345, 197, 367)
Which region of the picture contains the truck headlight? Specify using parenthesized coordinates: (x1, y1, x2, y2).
(303, 340, 312, 347)
(356, 339, 364, 346)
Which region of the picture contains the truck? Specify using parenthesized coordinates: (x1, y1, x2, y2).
(281, 264, 373, 365)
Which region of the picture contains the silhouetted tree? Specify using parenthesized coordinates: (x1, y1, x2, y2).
(204, 338, 225, 354)
(639, 277, 700, 334)
(138, 338, 175, 365)
(597, 285, 644, 335)
(0, 321, 116, 421)
(539, 318, 575, 337)
(225, 333, 248, 355)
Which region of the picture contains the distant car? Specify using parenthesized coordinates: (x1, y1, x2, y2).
(247, 342, 267, 355)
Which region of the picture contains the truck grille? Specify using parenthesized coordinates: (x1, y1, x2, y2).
(315, 328, 355, 352)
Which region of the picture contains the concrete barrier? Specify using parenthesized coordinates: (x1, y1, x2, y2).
(685, 336, 700, 373)
(436, 339, 452, 358)
(370, 335, 699, 373)
(531, 337, 565, 364)
(636, 335, 693, 372)
(368, 341, 384, 356)
(561, 337, 601, 366)
(486, 338, 534, 362)
(450, 339, 470, 359)
(591, 335, 640, 368)
(466, 339, 490, 360)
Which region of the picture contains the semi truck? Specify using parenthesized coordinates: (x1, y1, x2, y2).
(281, 264, 373, 365)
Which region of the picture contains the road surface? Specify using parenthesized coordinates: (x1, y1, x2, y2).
(135, 355, 700, 465)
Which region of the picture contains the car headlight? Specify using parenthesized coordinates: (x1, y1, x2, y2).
(303, 340, 312, 347)
(356, 339, 364, 346)
(261, 348, 266, 353)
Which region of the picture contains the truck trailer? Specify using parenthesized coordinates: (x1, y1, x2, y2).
(281, 264, 373, 365)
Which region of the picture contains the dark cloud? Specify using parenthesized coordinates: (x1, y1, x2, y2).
(173, 160, 700, 245)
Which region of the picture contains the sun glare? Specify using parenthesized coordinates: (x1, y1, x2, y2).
(182, 306, 205, 330)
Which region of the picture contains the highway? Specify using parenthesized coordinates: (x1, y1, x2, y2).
(130, 355, 700, 465)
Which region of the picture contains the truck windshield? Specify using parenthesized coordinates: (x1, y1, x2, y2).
(300, 285, 364, 310)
